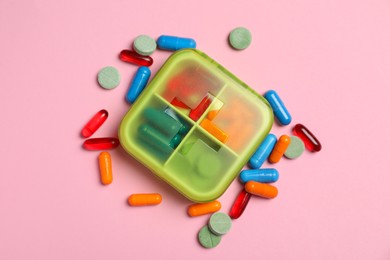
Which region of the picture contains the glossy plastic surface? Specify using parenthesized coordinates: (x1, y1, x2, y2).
(245, 181, 278, 199)
(127, 193, 162, 206)
(81, 109, 108, 138)
(240, 168, 279, 183)
(248, 133, 277, 168)
(98, 152, 112, 185)
(126, 66, 151, 104)
(119, 49, 273, 202)
(293, 123, 322, 152)
(83, 138, 120, 150)
(157, 35, 196, 51)
(119, 50, 153, 66)
(187, 200, 221, 217)
(264, 90, 292, 125)
(229, 189, 251, 219)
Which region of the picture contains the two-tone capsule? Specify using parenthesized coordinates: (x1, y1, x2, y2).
(81, 109, 108, 138)
(128, 193, 162, 206)
(293, 123, 322, 152)
(98, 152, 113, 185)
(264, 90, 292, 125)
(269, 135, 291, 163)
(249, 133, 277, 168)
(187, 201, 221, 217)
(157, 35, 196, 51)
(245, 181, 278, 199)
(240, 168, 279, 183)
(126, 66, 151, 104)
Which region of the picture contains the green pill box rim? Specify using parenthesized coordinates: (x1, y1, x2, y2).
(119, 49, 273, 203)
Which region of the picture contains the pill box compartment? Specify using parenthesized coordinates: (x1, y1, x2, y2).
(119, 49, 273, 202)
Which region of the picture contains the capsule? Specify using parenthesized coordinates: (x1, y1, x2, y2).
(98, 152, 112, 185)
(81, 109, 108, 138)
(200, 118, 228, 143)
(269, 135, 291, 163)
(138, 124, 173, 154)
(126, 66, 151, 104)
(83, 137, 120, 150)
(187, 200, 221, 217)
(249, 133, 277, 168)
(119, 50, 153, 67)
(189, 96, 212, 121)
(128, 193, 162, 206)
(229, 189, 252, 219)
(144, 108, 183, 137)
(245, 181, 278, 199)
(293, 123, 322, 152)
(264, 90, 292, 125)
(240, 168, 279, 183)
(157, 35, 196, 51)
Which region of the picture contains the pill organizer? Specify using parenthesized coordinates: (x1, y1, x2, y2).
(119, 49, 273, 202)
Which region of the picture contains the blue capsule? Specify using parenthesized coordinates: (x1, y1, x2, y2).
(264, 90, 292, 125)
(240, 168, 279, 183)
(126, 66, 151, 104)
(249, 133, 277, 169)
(157, 35, 196, 51)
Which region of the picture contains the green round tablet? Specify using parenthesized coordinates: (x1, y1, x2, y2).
(229, 27, 252, 50)
(284, 136, 305, 159)
(133, 35, 157, 56)
(198, 225, 222, 249)
(208, 212, 232, 236)
(97, 66, 121, 90)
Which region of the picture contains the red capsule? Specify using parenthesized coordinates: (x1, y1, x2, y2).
(292, 124, 322, 152)
(81, 109, 108, 138)
(229, 189, 252, 219)
(119, 50, 153, 67)
(83, 138, 120, 150)
(189, 96, 212, 121)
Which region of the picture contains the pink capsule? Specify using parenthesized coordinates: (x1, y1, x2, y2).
(229, 189, 252, 219)
(83, 138, 120, 150)
(81, 109, 108, 138)
(119, 50, 153, 67)
(292, 124, 322, 152)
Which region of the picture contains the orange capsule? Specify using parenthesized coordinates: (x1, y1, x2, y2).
(245, 181, 278, 199)
(128, 193, 162, 206)
(269, 135, 291, 163)
(187, 200, 221, 217)
(98, 152, 112, 185)
(200, 118, 228, 143)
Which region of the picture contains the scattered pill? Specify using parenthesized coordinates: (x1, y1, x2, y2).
(133, 35, 157, 56)
(292, 123, 322, 152)
(208, 212, 232, 236)
(126, 66, 151, 104)
(157, 35, 196, 51)
(98, 152, 113, 185)
(229, 27, 252, 50)
(128, 193, 162, 206)
(83, 137, 120, 150)
(269, 135, 291, 163)
(81, 109, 108, 138)
(249, 133, 277, 168)
(229, 189, 251, 219)
(188, 201, 221, 217)
(284, 135, 305, 159)
(264, 90, 292, 125)
(240, 168, 279, 183)
(119, 50, 153, 67)
(97, 66, 121, 90)
(200, 118, 228, 143)
(198, 225, 221, 249)
(245, 181, 278, 199)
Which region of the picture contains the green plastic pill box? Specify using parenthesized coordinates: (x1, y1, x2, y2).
(119, 49, 273, 202)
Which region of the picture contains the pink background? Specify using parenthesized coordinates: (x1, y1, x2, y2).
(1, 0, 390, 259)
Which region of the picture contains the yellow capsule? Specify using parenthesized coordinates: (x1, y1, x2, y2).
(269, 135, 291, 163)
(245, 181, 278, 199)
(98, 152, 112, 185)
(128, 193, 162, 206)
(187, 200, 221, 217)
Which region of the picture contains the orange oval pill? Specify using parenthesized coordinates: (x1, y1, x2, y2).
(98, 152, 112, 185)
(245, 181, 278, 199)
(269, 135, 291, 163)
(128, 193, 162, 206)
(187, 200, 221, 217)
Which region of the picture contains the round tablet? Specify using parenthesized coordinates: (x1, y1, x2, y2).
(97, 66, 121, 90)
(198, 225, 222, 249)
(133, 35, 157, 56)
(208, 212, 232, 236)
(284, 135, 305, 159)
(229, 27, 252, 50)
